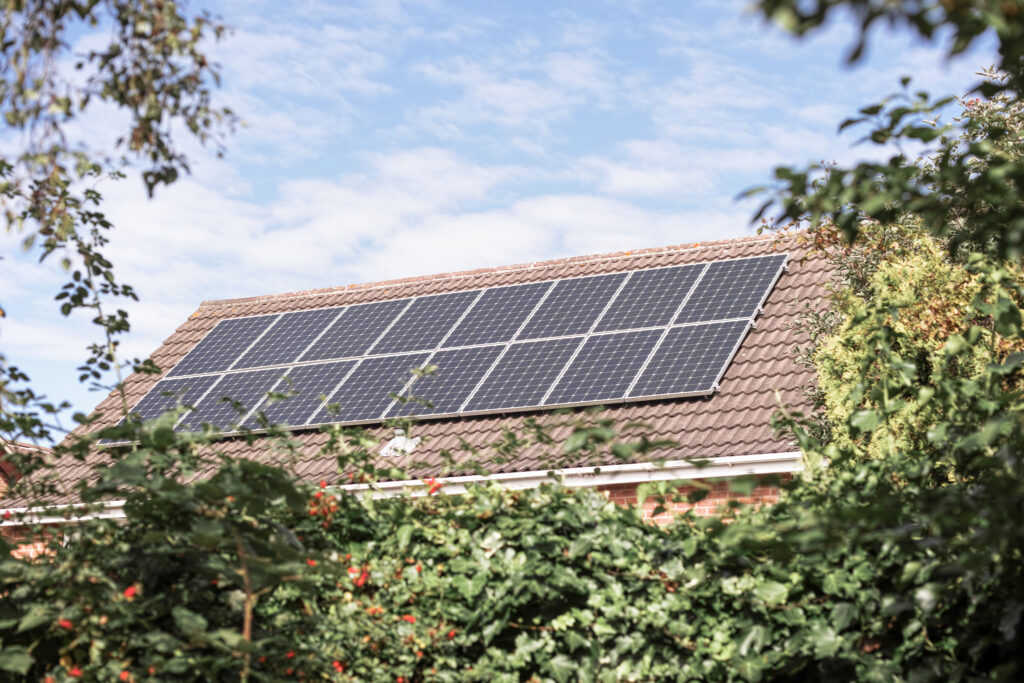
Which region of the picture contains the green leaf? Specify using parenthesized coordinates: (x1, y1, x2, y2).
(172, 606, 209, 636)
(16, 605, 53, 633)
(754, 581, 788, 606)
(546, 653, 577, 683)
(0, 646, 32, 674)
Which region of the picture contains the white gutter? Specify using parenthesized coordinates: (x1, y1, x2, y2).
(0, 500, 127, 527)
(0, 451, 803, 523)
(341, 451, 803, 498)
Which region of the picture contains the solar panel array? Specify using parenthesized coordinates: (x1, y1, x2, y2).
(131, 253, 787, 433)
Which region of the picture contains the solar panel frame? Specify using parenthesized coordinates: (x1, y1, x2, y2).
(127, 252, 789, 434)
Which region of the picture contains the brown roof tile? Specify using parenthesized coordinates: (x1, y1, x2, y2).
(8, 231, 829, 506)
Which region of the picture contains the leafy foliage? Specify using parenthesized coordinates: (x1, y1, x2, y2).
(2, 1, 1024, 682)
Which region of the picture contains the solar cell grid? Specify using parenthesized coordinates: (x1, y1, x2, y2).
(391, 345, 505, 417)
(180, 368, 285, 430)
(675, 255, 786, 325)
(595, 264, 703, 332)
(517, 272, 627, 340)
(442, 281, 551, 348)
(253, 360, 358, 428)
(369, 290, 478, 354)
(465, 337, 582, 412)
(300, 299, 408, 362)
(133, 252, 788, 435)
(236, 307, 341, 369)
(309, 353, 429, 424)
(545, 329, 662, 406)
(629, 320, 749, 397)
(129, 376, 219, 422)
(167, 316, 277, 377)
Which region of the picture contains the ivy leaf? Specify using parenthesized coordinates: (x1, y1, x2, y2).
(755, 581, 788, 606)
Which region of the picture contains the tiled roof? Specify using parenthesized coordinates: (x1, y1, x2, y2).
(14, 231, 829, 505)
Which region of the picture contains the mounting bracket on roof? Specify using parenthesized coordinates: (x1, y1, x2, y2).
(380, 429, 421, 458)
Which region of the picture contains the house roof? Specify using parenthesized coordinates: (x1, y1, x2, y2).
(9, 231, 829, 507)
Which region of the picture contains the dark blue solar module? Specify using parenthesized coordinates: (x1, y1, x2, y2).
(595, 265, 703, 332)
(179, 368, 286, 431)
(675, 255, 786, 325)
(546, 329, 662, 405)
(442, 281, 551, 348)
(465, 337, 582, 412)
(135, 252, 788, 435)
(369, 290, 479, 354)
(167, 316, 277, 377)
(300, 299, 408, 362)
(629, 320, 749, 397)
(392, 345, 505, 417)
(235, 307, 341, 369)
(129, 375, 219, 422)
(310, 353, 429, 424)
(517, 272, 627, 340)
(252, 360, 358, 428)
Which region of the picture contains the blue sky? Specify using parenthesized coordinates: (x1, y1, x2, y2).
(0, 0, 998, 437)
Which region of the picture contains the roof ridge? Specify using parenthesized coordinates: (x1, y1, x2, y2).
(198, 231, 799, 310)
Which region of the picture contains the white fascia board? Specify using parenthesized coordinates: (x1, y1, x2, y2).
(0, 500, 127, 528)
(0, 451, 803, 522)
(342, 451, 803, 498)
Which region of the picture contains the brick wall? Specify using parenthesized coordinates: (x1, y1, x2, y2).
(2, 525, 59, 559)
(598, 476, 786, 525)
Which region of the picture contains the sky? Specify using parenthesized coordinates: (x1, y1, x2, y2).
(0, 0, 1000, 438)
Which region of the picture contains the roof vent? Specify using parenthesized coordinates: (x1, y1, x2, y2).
(379, 429, 421, 458)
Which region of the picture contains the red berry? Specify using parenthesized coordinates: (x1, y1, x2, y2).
(120, 671, 131, 681)
(286, 651, 295, 659)
(402, 615, 416, 624)
(320, 480, 327, 488)
(123, 585, 137, 599)
(58, 618, 73, 630)
(306, 559, 317, 566)
(447, 629, 457, 639)
(69, 667, 82, 678)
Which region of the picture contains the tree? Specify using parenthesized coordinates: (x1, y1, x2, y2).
(2, 1, 1024, 681)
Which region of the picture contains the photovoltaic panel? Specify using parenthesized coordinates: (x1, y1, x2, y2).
(369, 290, 478, 355)
(442, 281, 551, 348)
(309, 353, 429, 424)
(128, 376, 219, 422)
(179, 368, 286, 430)
(675, 254, 787, 325)
(595, 265, 703, 332)
(131, 251, 788, 436)
(465, 337, 582, 412)
(517, 272, 627, 340)
(545, 329, 662, 405)
(629, 320, 750, 397)
(300, 299, 408, 362)
(253, 360, 358, 428)
(391, 345, 505, 417)
(167, 316, 277, 377)
(235, 308, 340, 369)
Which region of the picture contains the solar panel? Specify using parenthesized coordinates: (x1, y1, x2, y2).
(369, 290, 479, 354)
(442, 281, 551, 347)
(128, 376, 219, 421)
(179, 368, 286, 430)
(675, 254, 786, 325)
(390, 345, 505, 417)
(167, 316, 277, 377)
(595, 264, 703, 332)
(517, 273, 627, 340)
(253, 360, 358, 427)
(130, 252, 787, 434)
(464, 337, 582, 412)
(309, 353, 429, 424)
(629, 320, 750, 397)
(300, 299, 408, 362)
(235, 308, 341, 369)
(545, 329, 662, 405)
